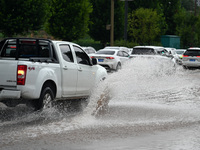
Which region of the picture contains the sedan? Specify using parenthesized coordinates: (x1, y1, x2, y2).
(82, 46, 96, 54)
(164, 47, 180, 64)
(90, 49, 130, 71)
(175, 49, 186, 65)
(104, 46, 131, 54)
(182, 47, 200, 69)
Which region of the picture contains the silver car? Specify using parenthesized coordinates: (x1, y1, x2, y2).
(130, 46, 169, 58)
(82, 46, 96, 54)
(90, 49, 130, 71)
(175, 49, 186, 65)
(182, 47, 200, 69)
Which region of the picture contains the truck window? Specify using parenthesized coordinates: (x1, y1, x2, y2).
(0, 44, 17, 58)
(73, 46, 91, 65)
(19, 45, 38, 57)
(59, 44, 74, 62)
(1, 40, 51, 58)
(0, 39, 6, 53)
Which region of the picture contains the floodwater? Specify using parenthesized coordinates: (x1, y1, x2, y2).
(1, 58, 200, 150)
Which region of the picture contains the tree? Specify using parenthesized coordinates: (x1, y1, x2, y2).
(159, 0, 181, 35)
(128, 0, 160, 10)
(46, 0, 92, 41)
(128, 8, 167, 45)
(89, 0, 124, 46)
(174, 8, 199, 48)
(181, 0, 195, 11)
(0, 0, 49, 37)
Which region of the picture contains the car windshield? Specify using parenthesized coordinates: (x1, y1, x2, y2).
(176, 50, 185, 54)
(96, 50, 115, 55)
(132, 48, 156, 55)
(184, 50, 200, 56)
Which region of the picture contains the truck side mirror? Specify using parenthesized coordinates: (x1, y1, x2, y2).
(91, 58, 97, 65)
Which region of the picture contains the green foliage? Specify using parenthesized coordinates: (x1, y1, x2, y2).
(45, 0, 92, 41)
(114, 40, 139, 48)
(128, 8, 167, 45)
(0, 0, 199, 48)
(128, 0, 160, 10)
(127, 0, 181, 37)
(89, 0, 124, 45)
(73, 35, 103, 50)
(174, 8, 200, 48)
(159, 0, 181, 34)
(0, 0, 49, 37)
(181, 0, 195, 11)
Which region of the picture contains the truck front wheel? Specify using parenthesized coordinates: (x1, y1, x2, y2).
(34, 85, 55, 111)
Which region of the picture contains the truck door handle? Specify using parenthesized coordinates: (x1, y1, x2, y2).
(78, 67, 82, 72)
(63, 66, 68, 70)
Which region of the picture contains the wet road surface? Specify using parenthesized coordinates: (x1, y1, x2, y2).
(1, 58, 200, 150)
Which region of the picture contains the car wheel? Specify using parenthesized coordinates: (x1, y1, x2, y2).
(34, 84, 55, 111)
(115, 63, 122, 71)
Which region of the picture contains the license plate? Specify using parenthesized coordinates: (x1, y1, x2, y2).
(190, 59, 195, 62)
(98, 59, 104, 62)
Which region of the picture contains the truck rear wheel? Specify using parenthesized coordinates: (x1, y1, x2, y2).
(34, 85, 55, 111)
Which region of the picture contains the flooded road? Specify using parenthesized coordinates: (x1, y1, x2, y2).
(1, 58, 200, 150)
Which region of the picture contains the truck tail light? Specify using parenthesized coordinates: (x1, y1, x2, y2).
(17, 65, 27, 85)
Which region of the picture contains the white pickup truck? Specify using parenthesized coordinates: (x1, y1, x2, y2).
(0, 38, 107, 110)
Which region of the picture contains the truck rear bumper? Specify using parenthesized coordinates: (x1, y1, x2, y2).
(0, 90, 21, 100)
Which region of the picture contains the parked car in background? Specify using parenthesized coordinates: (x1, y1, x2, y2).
(130, 46, 176, 67)
(128, 48, 133, 54)
(130, 46, 166, 58)
(175, 49, 186, 65)
(164, 47, 180, 64)
(104, 46, 131, 54)
(90, 49, 130, 72)
(182, 47, 200, 69)
(82, 46, 96, 54)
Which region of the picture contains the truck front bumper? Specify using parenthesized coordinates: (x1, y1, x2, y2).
(0, 89, 21, 100)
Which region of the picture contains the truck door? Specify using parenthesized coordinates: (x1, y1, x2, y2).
(73, 45, 95, 95)
(59, 44, 78, 96)
(0, 42, 18, 87)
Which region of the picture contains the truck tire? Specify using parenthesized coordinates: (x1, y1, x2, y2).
(34, 85, 55, 111)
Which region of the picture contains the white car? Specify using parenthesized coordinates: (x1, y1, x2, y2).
(182, 47, 200, 69)
(82, 46, 96, 54)
(164, 47, 180, 64)
(104, 46, 131, 54)
(90, 49, 130, 71)
(175, 49, 186, 57)
(175, 49, 186, 65)
(130, 46, 168, 58)
(130, 46, 176, 68)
